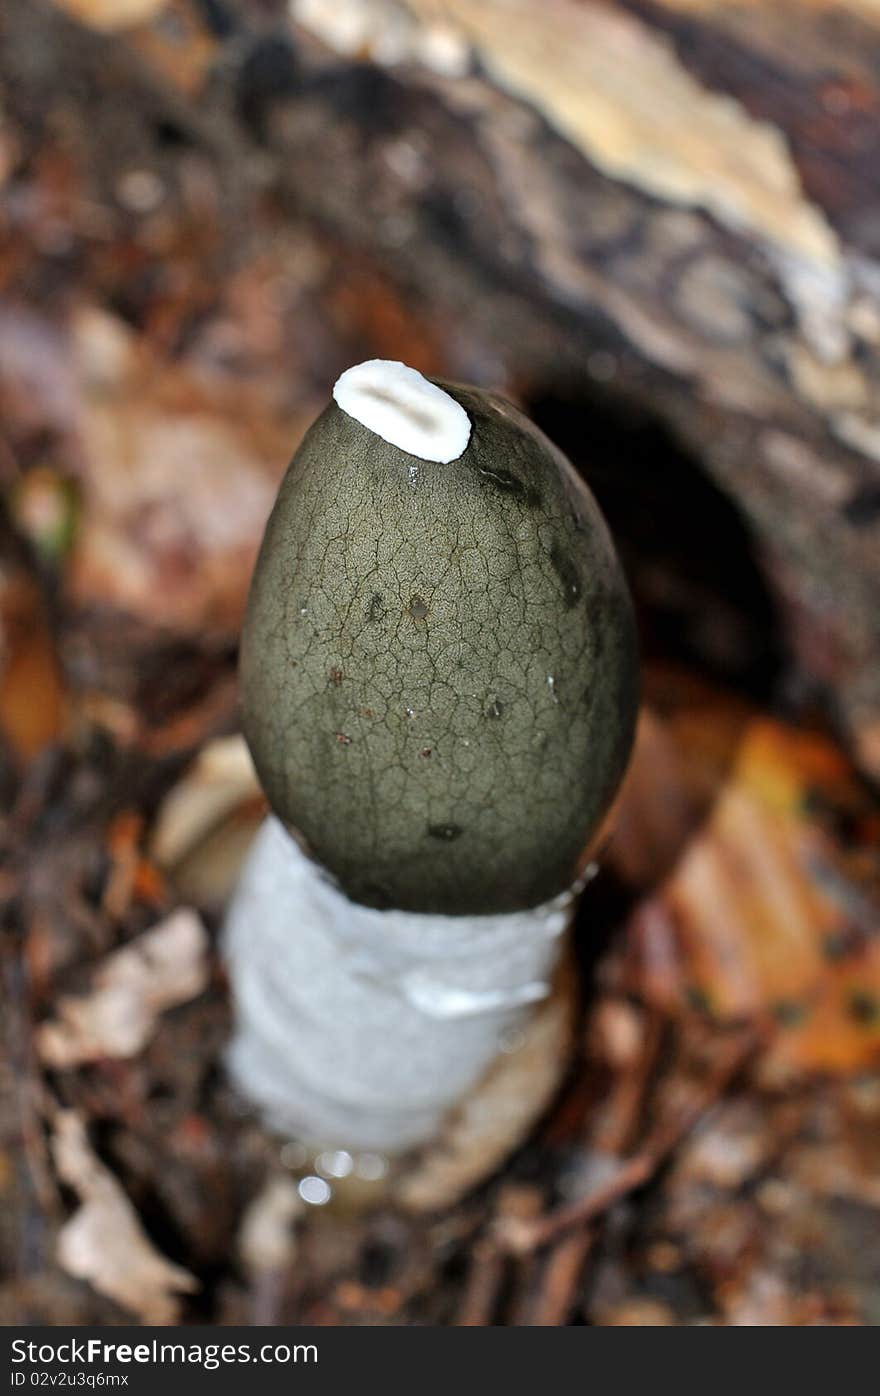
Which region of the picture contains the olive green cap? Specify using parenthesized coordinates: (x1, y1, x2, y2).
(241, 379, 638, 915)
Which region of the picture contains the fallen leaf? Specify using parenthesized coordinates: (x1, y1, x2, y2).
(37, 909, 210, 1067)
(0, 302, 78, 448)
(52, 1110, 198, 1322)
(150, 735, 261, 870)
(629, 717, 880, 1076)
(238, 1175, 303, 1276)
(102, 810, 148, 921)
(600, 1298, 676, 1326)
(50, 0, 171, 31)
(0, 563, 65, 761)
(67, 308, 289, 637)
(674, 1098, 773, 1191)
(128, 0, 219, 96)
(150, 735, 265, 911)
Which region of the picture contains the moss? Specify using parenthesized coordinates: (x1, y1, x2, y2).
(241, 381, 639, 914)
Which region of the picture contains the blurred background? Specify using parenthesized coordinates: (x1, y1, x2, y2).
(1, 0, 879, 1325)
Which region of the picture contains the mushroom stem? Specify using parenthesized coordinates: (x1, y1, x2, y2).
(224, 816, 574, 1153)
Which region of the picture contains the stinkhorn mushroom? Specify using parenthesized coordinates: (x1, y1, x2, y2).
(224, 359, 638, 1197)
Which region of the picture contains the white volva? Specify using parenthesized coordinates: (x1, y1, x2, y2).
(224, 816, 573, 1152)
(332, 359, 472, 463)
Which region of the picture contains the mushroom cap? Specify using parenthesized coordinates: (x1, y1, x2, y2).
(241, 375, 638, 915)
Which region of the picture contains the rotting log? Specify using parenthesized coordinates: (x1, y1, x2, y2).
(1, 0, 878, 768)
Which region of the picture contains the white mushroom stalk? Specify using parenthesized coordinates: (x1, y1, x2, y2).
(223, 359, 638, 1187)
(224, 816, 573, 1152)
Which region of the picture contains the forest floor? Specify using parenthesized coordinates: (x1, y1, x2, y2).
(1, 0, 879, 1326)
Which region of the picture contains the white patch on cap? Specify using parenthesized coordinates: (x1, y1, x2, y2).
(332, 359, 471, 463)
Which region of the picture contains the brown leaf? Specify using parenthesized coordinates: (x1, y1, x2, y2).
(38, 909, 209, 1067)
(238, 1175, 303, 1277)
(50, 0, 171, 31)
(52, 1110, 198, 1322)
(67, 308, 291, 637)
(631, 717, 880, 1075)
(150, 735, 265, 911)
(150, 736, 261, 870)
(0, 564, 65, 761)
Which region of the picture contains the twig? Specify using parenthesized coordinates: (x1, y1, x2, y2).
(496, 1026, 759, 1255)
(505, 1008, 665, 1322)
(498, 1155, 652, 1256)
(455, 1238, 506, 1326)
(522, 1231, 595, 1326)
(593, 1008, 666, 1156)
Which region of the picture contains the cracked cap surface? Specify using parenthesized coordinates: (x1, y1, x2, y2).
(241, 381, 639, 915)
